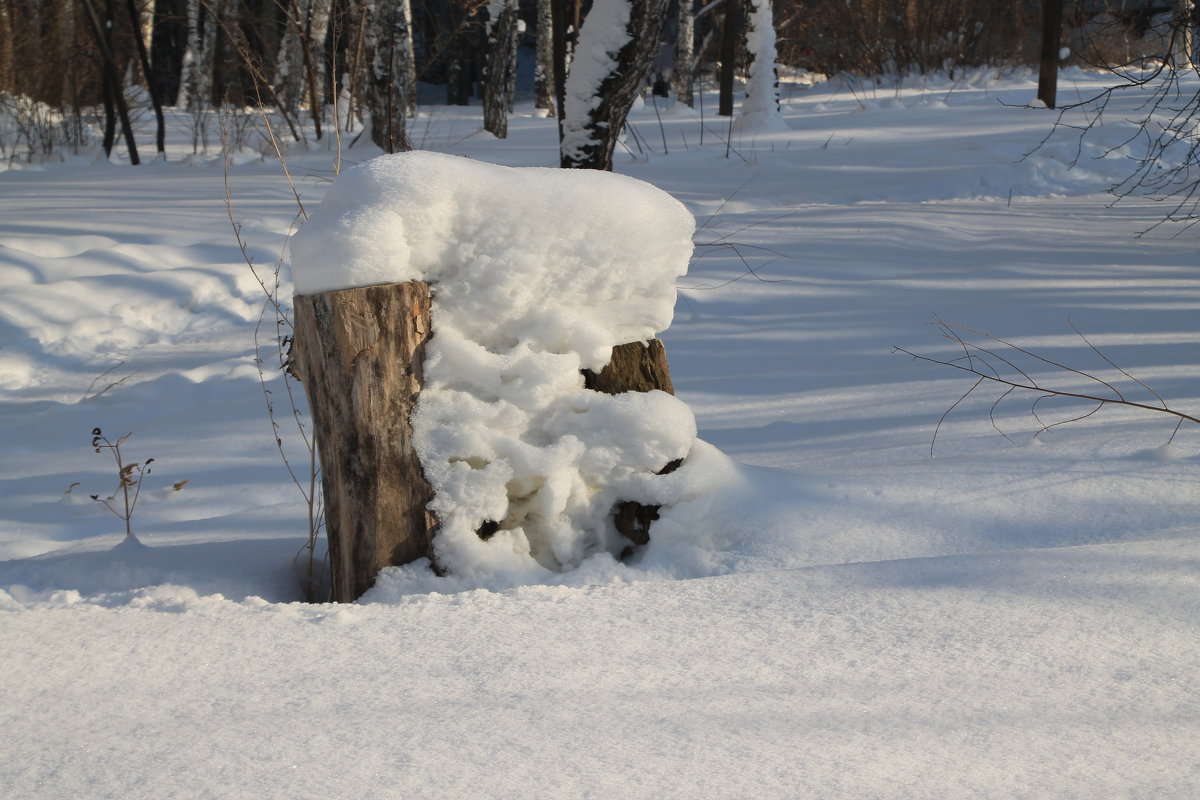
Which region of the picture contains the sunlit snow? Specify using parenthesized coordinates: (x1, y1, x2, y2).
(0, 67, 1197, 798)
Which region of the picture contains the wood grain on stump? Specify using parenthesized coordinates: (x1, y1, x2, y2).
(291, 282, 437, 603)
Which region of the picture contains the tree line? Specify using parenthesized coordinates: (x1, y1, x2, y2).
(0, 1, 1193, 165)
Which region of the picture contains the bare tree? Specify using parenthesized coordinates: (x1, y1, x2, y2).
(1041, 10, 1200, 232)
(81, 0, 140, 164)
(125, 0, 167, 157)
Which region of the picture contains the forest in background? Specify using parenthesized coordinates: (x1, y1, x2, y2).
(0, 0, 1196, 164)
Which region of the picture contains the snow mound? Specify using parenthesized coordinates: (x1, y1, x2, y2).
(291, 152, 728, 587)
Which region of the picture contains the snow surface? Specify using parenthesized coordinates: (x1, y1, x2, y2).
(1, 67, 1198, 797)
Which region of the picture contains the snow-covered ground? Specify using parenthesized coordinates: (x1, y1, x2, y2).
(1, 68, 1197, 797)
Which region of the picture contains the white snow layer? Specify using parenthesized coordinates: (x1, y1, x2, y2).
(290, 151, 718, 584)
(559, 0, 633, 162)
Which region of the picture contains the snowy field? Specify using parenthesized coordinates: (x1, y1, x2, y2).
(1, 68, 1198, 797)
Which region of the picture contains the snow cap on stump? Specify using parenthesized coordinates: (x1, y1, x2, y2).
(291, 151, 694, 370)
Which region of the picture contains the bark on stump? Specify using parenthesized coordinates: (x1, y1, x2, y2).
(584, 339, 678, 552)
(292, 282, 677, 601)
(291, 282, 437, 603)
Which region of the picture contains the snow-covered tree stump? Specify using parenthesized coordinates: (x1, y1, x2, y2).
(289, 152, 700, 594)
(291, 282, 437, 603)
(293, 291, 676, 601)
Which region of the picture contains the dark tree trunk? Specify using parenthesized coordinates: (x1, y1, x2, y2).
(101, 72, 117, 157)
(551, 0, 569, 141)
(445, 17, 477, 106)
(82, 0, 140, 164)
(718, 0, 741, 117)
(125, 0, 166, 156)
(151, 0, 188, 105)
(1037, 0, 1062, 109)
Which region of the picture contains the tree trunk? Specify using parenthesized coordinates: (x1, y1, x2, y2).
(534, 0, 556, 113)
(1037, 0, 1062, 109)
(738, 0, 781, 130)
(366, 0, 412, 152)
(559, 0, 672, 170)
(125, 0, 166, 157)
(718, 0, 741, 117)
(584, 339, 677, 553)
(275, 0, 307, 117)
(82, 0, 140, 164)
(672, 0, 694, 107)
(400, 0, 417, 117)
(483, 0, 518, 138)
(151, 0, 187, 106)
(1172, 0, 1195, 69)
(551, 0, 569, 139)
(291, 281, 438, 603)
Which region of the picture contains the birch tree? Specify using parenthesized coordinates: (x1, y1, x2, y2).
(559, 0, 671, 170)
(179, 0, 216, 110)
(365, 0, 413, 152)
(672, 0, 694, 107)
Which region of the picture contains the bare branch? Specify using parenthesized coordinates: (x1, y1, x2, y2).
(896, 318, 1199, 456)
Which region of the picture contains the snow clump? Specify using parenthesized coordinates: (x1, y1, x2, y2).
(291, 151, 732, 586)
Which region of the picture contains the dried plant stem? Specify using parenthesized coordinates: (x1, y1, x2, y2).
(221, 117, 325, 600)
(89, 428, 152, 544)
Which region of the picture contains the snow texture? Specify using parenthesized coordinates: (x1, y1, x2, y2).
(1, 67, 1198, 799)
(292, 152, 706, 582)
(559, 0, 633, 162)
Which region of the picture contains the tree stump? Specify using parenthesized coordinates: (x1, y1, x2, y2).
(582, 339, 674, 395)
(292, 283, 679, 601)
(583, 339, 678, 553)
(291, 281, 437, 603)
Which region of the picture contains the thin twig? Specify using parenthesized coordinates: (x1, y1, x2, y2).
(895, 319, 1199, 457)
